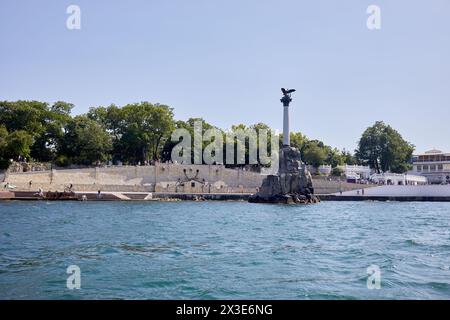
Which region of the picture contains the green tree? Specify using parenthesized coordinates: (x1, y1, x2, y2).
(303, 141, 327, 169)
(0, 100, 74, 162)
(87, 104, 125, 163)
(60, 116, 112, 165)
(0, 125, 10, 169)
(289, 131, 306, 151)
(0, 100, 48, 134)
(331, 166, 344, 177)
(227, 124, 249, 166)
(5, 130, 33, 160)
(162, 117, 219, 164)
(31, 101, 74, 162)
(342, 149, 358, 165)
(51, 101, 74, 118)
(355, 121, 414, 173)
(0, 126, 8, 150)
(250, 123, 275, 168)
(325, 147, 345, 168)
(116, 102, 175, 163)
(87, 104, 123, 139)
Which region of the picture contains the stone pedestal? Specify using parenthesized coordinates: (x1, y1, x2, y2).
(249, 146, 320, 204)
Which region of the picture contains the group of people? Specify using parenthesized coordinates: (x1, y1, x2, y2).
(339, 188, 366, 196)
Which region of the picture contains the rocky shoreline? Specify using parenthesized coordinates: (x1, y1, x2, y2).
(249, 146, 320, 204)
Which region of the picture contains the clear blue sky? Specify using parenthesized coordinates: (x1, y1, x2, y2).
(1, 0, 449, 153)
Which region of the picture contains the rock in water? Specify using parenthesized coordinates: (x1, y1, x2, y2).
(249, 146, 320, 204)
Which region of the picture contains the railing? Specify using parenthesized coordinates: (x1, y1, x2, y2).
(412, 160, 450, 164)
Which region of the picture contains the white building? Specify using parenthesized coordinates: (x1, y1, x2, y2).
(340, 165, 372, 181)
(305, 165, 332, 176)
(318, 165, 332, 175)
(410, 149, 450, 184)
(306, 164, 371, 182)
(370, 173, 427, 186)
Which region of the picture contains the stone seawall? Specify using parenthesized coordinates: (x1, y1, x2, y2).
(3, 164, 372, 195)
(3, 164, 264, 192)
(3, 190, 450, 202)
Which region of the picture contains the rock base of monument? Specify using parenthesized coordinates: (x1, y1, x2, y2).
(248, 174, 320, 204)
(248, 146, 320, 204)
(248, 193, 320, 204)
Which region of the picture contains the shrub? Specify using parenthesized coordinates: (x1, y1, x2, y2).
(0, 158, 10, 170)
(55, 155, 71, 167)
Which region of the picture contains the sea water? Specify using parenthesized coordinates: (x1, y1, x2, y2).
(0, 201, 449, 299)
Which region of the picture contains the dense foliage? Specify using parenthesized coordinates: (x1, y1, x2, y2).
(0, 101, 414, 172)
(355, 121, 415, 173)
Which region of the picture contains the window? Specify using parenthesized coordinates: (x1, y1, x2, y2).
(423, 165, 429, 171)
(430, 165, 436, 171)
(416, 165, 422, 172)
(438, 164, 443, 171)
(191, 182, 195, 188)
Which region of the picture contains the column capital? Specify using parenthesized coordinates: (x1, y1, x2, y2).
(280, 95, 292, 107)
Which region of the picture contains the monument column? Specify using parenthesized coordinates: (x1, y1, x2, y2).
(280, 88, 294, 146)
(283, 105, 290, 146)
(248, 88, 319, 204)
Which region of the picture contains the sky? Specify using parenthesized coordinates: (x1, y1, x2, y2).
(1, 0, 449, 153)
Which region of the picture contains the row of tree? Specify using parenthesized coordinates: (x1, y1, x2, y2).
(0, 101, 414, 173)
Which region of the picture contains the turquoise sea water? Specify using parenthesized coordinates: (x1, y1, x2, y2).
(0, 201, 449, 299)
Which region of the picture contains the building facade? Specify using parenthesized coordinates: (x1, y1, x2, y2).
(370, 173, 427, 186)
(341, 165, 372, 180)
(410, 149, 450, 184)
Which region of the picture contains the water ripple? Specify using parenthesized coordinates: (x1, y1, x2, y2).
(0, 201, 449, 299)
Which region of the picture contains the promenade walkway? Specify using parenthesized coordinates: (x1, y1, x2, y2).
(335, 185, 450, 197)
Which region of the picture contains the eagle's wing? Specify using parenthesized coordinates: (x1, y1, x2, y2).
(287, 89, 296, 94)
(281, 88, 287, 94)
